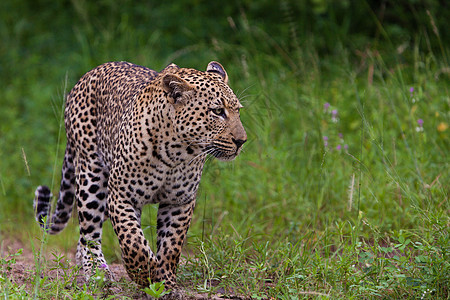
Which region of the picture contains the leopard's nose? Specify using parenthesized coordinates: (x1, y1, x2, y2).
(232, 138, 246, 149)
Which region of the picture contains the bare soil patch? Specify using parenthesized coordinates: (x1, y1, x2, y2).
(0, 238, 238, 299)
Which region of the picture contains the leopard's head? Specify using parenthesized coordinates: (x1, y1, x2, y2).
(162, 61, 247, 161)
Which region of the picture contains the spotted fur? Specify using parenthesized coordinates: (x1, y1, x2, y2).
(33, 61, 246, 287)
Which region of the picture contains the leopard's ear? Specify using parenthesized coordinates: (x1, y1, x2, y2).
(162, 74, 193, 105)
(161, 63, 179, 73)
(206, 61, 228, 84)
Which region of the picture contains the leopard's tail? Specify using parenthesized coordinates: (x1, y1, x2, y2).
(34, 145, 76, 234)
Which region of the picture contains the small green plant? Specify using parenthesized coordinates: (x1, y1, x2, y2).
(49, 251, 80, 290)
(0, 248, 22, 276)
(0, 249, 29, 299)
(142, 280, 171, 298)
(88, 266, 108, 290)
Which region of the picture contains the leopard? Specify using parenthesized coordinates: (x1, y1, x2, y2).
(33, 61, 246, 288)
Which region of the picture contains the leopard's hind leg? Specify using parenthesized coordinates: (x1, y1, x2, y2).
(74, 154, 114, 281)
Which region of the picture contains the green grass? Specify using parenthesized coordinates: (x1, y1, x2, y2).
(1, 1, 449, 299)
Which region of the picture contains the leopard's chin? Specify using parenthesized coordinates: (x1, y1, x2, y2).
(216, 155, 237, 162)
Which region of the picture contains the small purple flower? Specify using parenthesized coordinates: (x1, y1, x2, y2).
(324, 102, 330, 112)
(410, 87, 418, 103)
(323, 136, 328, 147)
(99, 263, 107, 269)
(416, 119, 424, 132)
(344, 144, 349, 151)
(331, 109, 339, 122)
(336, 145, 342, 151)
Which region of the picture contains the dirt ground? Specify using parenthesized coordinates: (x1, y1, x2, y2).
(0, 238, 237, 299)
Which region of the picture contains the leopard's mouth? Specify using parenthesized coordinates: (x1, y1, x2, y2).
(211, 150, 238, 161)
(205, 142, 242, 161)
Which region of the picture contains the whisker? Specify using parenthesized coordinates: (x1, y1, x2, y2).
(239, 143, 246, 153)
(183, 138, 209, 143)
(205, 149, 219, 162)
(188, 153, 206, 165)
(238, 94, 253, 103)
(211, 149, 222, 159)
(204, 155, 215, 165)
(182, 138, 211, 148)
(237, 84, 255, 99)
(187, 148, 215, 165)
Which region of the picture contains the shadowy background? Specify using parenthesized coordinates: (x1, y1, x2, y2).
(0, 0, 448, 298)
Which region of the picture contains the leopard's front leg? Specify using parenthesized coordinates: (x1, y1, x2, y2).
(108, 182, 158, 287)
(154, 201, 195, 287)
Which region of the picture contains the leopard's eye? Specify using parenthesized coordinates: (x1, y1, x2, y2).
(211, 108, 226, 117)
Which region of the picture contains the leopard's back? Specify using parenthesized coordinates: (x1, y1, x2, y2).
(65, 61, 158, 165)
